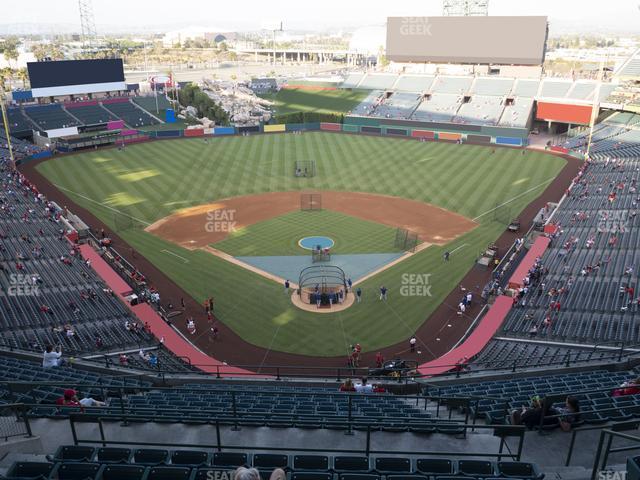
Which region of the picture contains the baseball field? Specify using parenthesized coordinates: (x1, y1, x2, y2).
(33, 132, 567, 358)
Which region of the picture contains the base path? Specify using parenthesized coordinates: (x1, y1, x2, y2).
(145, 190, 476, 249)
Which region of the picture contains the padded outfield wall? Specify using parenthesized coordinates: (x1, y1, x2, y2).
(343, 116, 529, 146)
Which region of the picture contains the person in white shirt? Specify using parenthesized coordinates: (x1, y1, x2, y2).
(42, 345, 62, 368)
(79, 394, 106, 407)
(355, 377, 373, 393)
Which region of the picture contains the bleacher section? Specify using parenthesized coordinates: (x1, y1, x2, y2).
(65, 103, 118, 125)
(454, 96, 504, 126)
(357, 74, 398, 90)
(2, 448, 543, 480)
(471, 77, 514, 96)
(373, 93, 421, 119)
(102, 100, 160, 128)
(497, 153, 640, 345)
(342, 72, 365, 89)
(432, 76, 473, 95)
(0, 162, 174, 363)
(498, 98, 534, 128)
(433, 367, 640, 425)
(394, 75, 435, 93)
(412, 94, 460, 123)
(23, 104, 80, 131)
(1, 108, 34, 136)
(568, 82, 597, 100)
(512, 79, 540, 97)
(539, 80, 573, 98)
(349, 91, 383, 116)
(133, 95, 173, 114)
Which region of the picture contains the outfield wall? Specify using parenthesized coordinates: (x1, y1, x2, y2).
(50, 118, 530, 155)
(343, 116, 529, 146)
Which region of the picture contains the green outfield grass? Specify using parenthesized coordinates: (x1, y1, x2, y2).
(214, 210, 405, 257)
(260, 87, 369, 116)
(35, 133, 567, 356)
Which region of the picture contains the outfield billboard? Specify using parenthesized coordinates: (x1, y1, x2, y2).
(386, 16, 547, 66)
(27, 59, 126, 97)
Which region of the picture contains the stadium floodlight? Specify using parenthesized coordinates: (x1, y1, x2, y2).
(78, 0, 98, 48)
(443, 0, 489, 16)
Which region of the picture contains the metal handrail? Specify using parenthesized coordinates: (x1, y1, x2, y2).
(67, 412, 527, 462)
(591, 429, 640, 480)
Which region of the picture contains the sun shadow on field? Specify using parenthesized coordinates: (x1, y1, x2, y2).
(273, 310, 295, 326)
(92, 157, 111, 164)
(117, 169, 160, 183)
(104, 192, 146, 207)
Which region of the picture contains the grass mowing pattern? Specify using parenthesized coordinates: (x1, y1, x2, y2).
(215, 210, 405, 257)
(260, 88, 370, 116)
(36, 133, 566, 356)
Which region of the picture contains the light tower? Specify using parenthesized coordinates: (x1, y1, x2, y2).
(78, 0, 97, 48)
(443, 0, 489, 16)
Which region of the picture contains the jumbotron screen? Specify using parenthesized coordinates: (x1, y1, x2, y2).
(386, 16, 548, 66)
(27, 59, 126, 97)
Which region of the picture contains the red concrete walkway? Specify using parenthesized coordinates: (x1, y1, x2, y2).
(79, 244, 255, 377)
(417, 295, 512, 376)
(508, 236, 551, 290)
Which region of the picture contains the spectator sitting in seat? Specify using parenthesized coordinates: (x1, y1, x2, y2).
(339, 379, 356, 392)
(79, 393, 106, 408)
(612, 377, 640, 397)
(235, 467, 285, 480)
(56, 389, 81, 408)
(559, 396, 581, 432)
(511, 395, 558, 430)
(355, 377, 373, 393)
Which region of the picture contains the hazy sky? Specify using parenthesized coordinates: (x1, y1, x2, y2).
(4, 0, 640, 32)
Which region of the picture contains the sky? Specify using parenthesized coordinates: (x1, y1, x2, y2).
(3, 0, 640, 33)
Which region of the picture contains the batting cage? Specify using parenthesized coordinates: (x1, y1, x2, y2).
(300, 192, 322, 211)
(294, 160, 316, 177)
(394, 228, 419, 252)
(298, 265, 346, 306)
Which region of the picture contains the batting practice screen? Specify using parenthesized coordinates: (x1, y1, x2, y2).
(28, 59, 126, 97)
(386, 16, 548, 65)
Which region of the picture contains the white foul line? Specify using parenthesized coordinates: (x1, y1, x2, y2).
(472, 176, 557, 222)
(52, 183, 151, 227)
(161, 249, 189, 263)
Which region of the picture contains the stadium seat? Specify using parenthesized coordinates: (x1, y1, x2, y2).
(292, 455, 329, 471)
(97, 464, 147, 480)
(96, 447, 132, 463)
(416, 459, 454, 475)
(334, 457, 370, 473)
(374, 457, 411, 473)
(147, 466, 192, 480)
(51, 462, 101, 480)
(171, 450, 210, 467)
(213, 452, 249, 468)
(4, 461, 54, 479)
(52, 446, 96, 462)
(133, 449, 170, 465)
